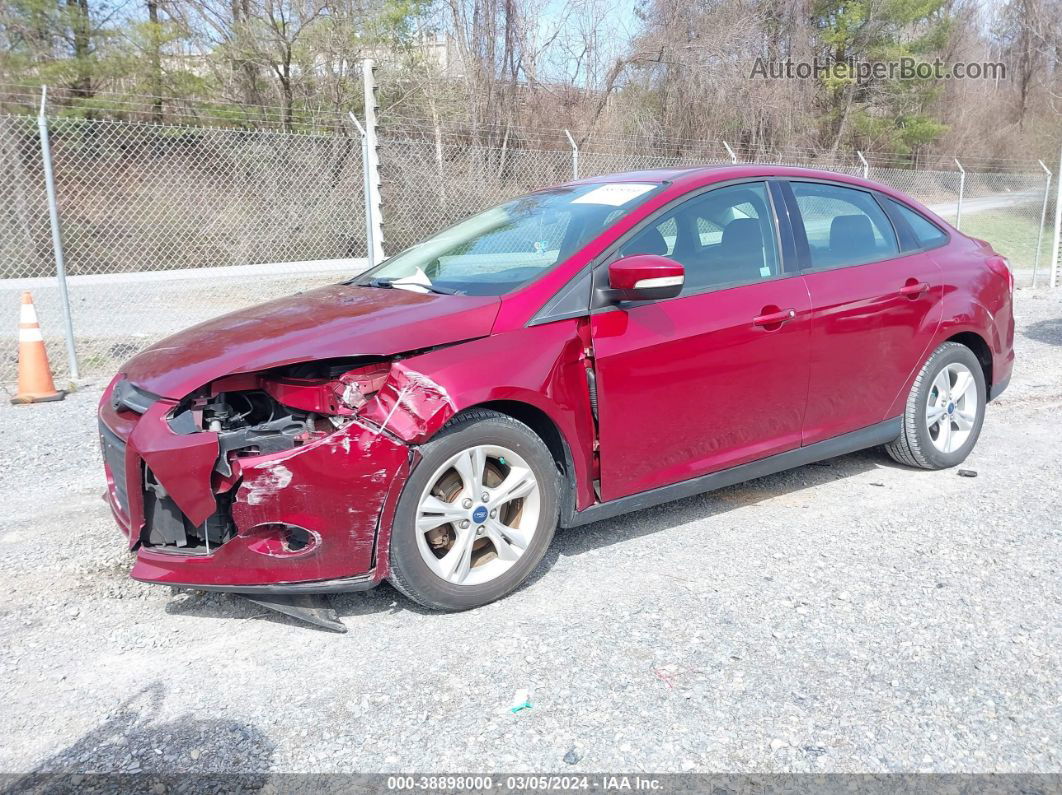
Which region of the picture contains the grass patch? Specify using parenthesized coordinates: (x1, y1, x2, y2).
(960, 206, 1052, 272)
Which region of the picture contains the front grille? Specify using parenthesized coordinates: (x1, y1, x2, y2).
(99, 421, 129, 513)
(143, 468, 234, 551)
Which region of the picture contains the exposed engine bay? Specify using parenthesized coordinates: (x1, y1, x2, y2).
(172, 359, 390, 462)
(145, 358, 392, 551)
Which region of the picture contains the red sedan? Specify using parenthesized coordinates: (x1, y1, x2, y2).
(99, 165, 1014, 612)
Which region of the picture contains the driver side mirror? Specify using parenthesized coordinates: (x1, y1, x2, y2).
(600, 255, 685, 303)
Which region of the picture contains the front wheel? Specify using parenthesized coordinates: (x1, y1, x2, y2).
(885, 341, 986, 470)
(387, 409, 559, 611)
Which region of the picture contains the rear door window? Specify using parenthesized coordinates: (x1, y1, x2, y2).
(791, 182, 899, 269)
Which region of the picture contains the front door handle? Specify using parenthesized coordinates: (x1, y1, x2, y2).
(899, 281, 930, 298)
(753, 308, 796, 328)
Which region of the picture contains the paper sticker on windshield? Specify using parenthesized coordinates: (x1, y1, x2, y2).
(572, 183, 656, 206)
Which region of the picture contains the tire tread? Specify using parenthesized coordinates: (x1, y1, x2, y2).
(885, 341, 982, 470)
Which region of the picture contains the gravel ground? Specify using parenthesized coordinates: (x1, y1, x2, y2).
(0, 289, 1060, 778)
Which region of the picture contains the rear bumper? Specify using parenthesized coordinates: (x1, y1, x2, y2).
(989, 336, 1014, 402)
(989, 374, 1011, 402)
(99, 378, 411, 592)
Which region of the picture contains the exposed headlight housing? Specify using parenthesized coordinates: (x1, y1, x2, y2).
(260, 362, 390, 415)
(167, 359, 393, 476)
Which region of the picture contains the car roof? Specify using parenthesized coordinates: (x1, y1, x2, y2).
(570, 163, 946, 222)
(573, 166, 721, 183)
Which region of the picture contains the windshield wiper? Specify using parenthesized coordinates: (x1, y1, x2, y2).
(365, 277, 461, 295)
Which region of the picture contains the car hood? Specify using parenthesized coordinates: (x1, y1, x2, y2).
(121, 284, 501, 398)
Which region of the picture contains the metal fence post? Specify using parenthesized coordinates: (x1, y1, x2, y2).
(564, 129, 579, 180)
(1051, 144, 1062, 289)
(348, 113, 376, 270)
(722, 141, 737, 164)
(36, 86, 80, 380)
(857, 151, 869, 179)
(361, 59, 384, 263)
(954, 158, 965, 229)
(1032, 160, 1052, 287)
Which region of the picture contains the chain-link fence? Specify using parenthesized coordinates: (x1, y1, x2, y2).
(1, 113, 1058, 387)
(379, 139, 579, 253)
(376, 136, 1053, 281)
(1, 115, 367, 384)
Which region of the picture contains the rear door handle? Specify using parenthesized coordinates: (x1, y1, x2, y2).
(753, 308, 796, 328)
(899, 281, 930, 298)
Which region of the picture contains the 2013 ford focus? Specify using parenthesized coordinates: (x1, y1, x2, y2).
(98, 165, 1014, 612)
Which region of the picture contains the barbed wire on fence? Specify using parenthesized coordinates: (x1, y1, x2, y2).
(0, 80, 1053, 173)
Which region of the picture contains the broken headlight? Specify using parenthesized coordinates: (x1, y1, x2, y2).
(167, 360, 391, 476)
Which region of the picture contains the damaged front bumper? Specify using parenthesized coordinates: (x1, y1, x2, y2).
(98, 373, 417, 593)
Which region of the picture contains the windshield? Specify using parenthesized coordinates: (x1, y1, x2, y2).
(353, 182, 661, 296)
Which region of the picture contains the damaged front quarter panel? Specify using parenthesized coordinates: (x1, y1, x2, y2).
(179, 358, 462, 585)
(129, 360, 418, 587)
(188, 359, 455, 584)
(224, 418, 412, 583)
(357, 363, 457, 443)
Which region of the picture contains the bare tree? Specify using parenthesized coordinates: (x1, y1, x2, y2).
(146, 0, 163, 121)
(66, 0, 93, 98)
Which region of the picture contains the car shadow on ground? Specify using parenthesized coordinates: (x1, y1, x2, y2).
(526, 447, 889, 590)
(335, 447, 890, 620)
(164, 447, 892, 629)
(7, 682, 274, 790)
(1024, 316, 1062, 346)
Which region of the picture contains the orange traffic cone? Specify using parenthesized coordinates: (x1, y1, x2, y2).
(11, 291, 65, 404)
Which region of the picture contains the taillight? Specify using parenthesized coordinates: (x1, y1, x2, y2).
(986, 255, 1013, 293)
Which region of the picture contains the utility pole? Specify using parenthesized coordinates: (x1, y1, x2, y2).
(38, 86, 80, 380)
(954, 159, 966, 230)
(362, 59, 384, 263)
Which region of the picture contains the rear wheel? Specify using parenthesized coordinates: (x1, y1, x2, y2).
(387, 409, 559, 611)
(886, 342, 986, 470)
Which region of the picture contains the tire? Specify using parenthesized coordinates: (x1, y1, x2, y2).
(885, 341, 987, 470)
(387, 409, 560, 611)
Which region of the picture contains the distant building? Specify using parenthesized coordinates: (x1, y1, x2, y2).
(313, 33, 467, 79)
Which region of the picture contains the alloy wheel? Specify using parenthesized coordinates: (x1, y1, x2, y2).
(414, 445, 541, 586)
(926, 362, 979, 454)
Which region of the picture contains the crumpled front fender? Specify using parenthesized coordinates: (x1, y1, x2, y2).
(357, 364, 457, 443)
(131, 419, 412, 587)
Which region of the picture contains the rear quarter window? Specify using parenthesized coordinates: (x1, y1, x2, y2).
(884, 198, 949, 251)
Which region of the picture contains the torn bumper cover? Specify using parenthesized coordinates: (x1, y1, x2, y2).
(97, 362, 451, 593)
